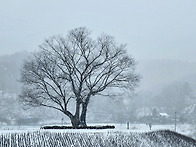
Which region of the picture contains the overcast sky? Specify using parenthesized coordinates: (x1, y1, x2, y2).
(1, 0, 196, 61)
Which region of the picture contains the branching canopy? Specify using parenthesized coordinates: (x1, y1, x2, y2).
(20, 27, 140, 121)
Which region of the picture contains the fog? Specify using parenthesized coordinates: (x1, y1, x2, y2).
(0, 1, 196, 125)
(1, 0, 196, 61)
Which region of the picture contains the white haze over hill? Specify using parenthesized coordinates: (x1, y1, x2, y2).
(137, 59, 196, 93)
(0, 51, 195, 96)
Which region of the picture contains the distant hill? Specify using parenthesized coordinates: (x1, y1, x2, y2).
(0, 51, 29, 93)
(137, 59, 196, 93)
(1, 52, 195, 95)
(180, 73, 196, 95)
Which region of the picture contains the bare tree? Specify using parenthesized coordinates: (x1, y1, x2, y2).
(20, 27, 140, 128)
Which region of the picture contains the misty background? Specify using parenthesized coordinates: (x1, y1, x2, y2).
(0, 0, 196, 125)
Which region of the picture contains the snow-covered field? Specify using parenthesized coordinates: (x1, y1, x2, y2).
(0, 123, 195, 138)
(0, 124, 195, 146)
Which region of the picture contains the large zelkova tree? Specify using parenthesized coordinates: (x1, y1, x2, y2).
(20, 27, 140, 128)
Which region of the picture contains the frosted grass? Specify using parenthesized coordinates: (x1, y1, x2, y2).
(0, 130, 195, 147)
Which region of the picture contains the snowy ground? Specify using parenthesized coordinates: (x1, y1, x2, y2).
(0, 123, 195, 139)
(0, 124, 195, 146)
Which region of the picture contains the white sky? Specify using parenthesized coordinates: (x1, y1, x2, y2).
(1, 0, 196, 61)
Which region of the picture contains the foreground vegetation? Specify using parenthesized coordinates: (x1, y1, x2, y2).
(0, 130, 195, 147)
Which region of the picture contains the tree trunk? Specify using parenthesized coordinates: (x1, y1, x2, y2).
(80, 103, 88, 127)
(71, 116, 80, 128)
(71, 100, 81, 128)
